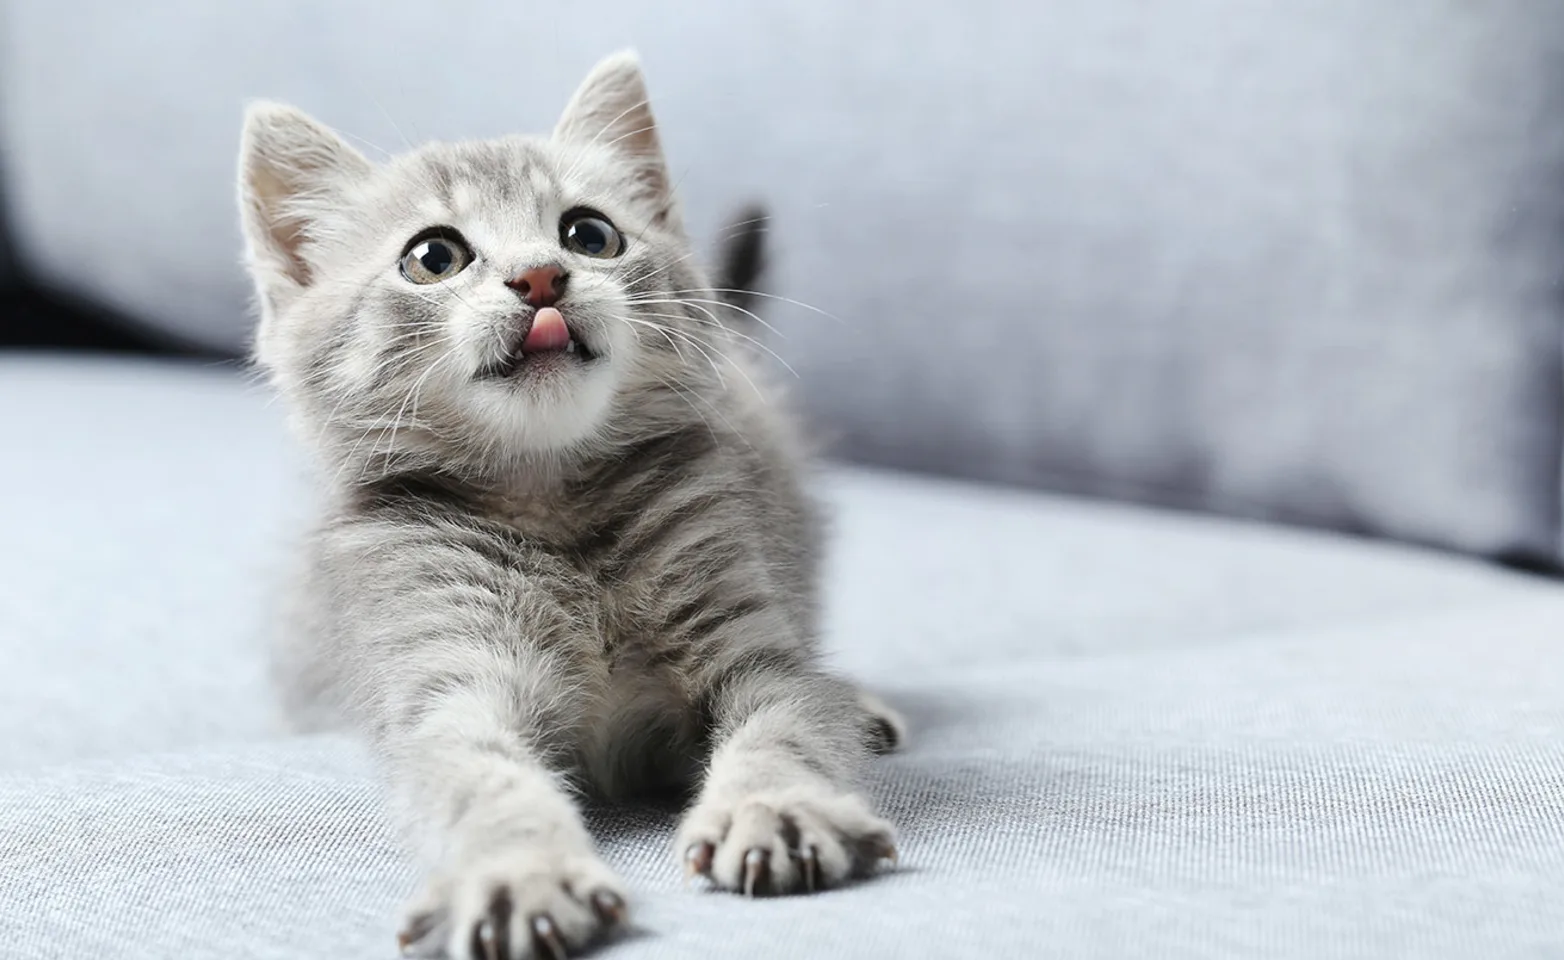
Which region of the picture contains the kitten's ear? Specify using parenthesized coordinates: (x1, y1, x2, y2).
(554, 51, 676, 221)
(238, 101, 370, 301)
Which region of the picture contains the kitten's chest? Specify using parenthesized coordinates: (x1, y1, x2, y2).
(477, 478, 747, 663)
(484, 496, 667, 637)
(484, 488, 594, 546)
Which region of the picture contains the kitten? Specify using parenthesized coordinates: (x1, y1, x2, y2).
(238, 51, 903, 960)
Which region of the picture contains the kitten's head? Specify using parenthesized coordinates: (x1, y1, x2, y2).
(240, 52, 729, 479)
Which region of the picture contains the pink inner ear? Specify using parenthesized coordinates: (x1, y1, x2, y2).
(246, 172, 312, 285)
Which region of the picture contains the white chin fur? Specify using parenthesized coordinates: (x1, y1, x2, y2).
(465, 364, 619, 454)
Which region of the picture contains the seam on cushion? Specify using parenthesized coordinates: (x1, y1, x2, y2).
(839, 444, 1488, 559)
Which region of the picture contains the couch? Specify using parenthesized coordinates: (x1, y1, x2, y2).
(3, 3, 1563, 958)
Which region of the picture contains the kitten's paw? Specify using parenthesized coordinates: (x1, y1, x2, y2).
(397, 847, 627, 959)
(676, 785, 896, 896)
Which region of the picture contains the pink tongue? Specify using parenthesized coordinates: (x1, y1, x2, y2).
(522, 307, 571, 352)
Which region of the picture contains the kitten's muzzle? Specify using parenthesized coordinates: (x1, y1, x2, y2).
(478, 306, 599, 379)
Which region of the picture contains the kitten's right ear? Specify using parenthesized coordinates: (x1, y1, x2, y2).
(238, 102, 370, 302)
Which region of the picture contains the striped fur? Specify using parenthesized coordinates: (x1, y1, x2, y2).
(239, 52, 900, 959)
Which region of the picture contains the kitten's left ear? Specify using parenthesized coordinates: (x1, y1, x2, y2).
(554, 51, 677, 224)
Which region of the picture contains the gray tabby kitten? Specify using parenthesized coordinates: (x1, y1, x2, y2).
(238, 51, 902, 960)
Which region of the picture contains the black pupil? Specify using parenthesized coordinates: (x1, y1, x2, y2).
(571, 220, 609, 255)
(418, 241, 454, 275)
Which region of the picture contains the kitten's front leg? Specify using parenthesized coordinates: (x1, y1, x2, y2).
(388, 656, 627, 959)
(677, 658, 897, 895)
(322, 528, 625, 959)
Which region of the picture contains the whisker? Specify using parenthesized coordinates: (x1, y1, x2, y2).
(560, 97, 650, 183)
(434, 275, 481, 314)
(338, 127, 395, 161)
(720, 215, 771, 230)
(316, 348, 417, 433)
(608, 314, 729, 390)
(628, 296, 785, 340)
(613, 248, 700, 292)
(309, 326, 453, 431)
(399, 290, 452, 310)
(369, 93, 417, 151)
(631, 310, 797, 378)
(611, 312, 687, 363)
(334, 340, 462, 486)
(652, 288, 842, 323)
(596, 121, 659, 154)
(653, 372, 721, 444)
(652, 372, 753, 450)
(394, 343, 461, 467)
(620, 313, 770, 403)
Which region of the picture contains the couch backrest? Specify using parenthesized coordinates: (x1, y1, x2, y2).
(0, 158, 13, 293)
(2, 1, 1562, 563)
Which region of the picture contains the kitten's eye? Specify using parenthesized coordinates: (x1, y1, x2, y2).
(399, 230, 474, 284)
(560, 209, 625, 259)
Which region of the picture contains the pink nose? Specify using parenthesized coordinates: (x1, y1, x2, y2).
(505, 264, 567, 307)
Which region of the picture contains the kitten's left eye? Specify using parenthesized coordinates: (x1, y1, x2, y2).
(399, 229, 474, 284)
(560, 208, 625, 259)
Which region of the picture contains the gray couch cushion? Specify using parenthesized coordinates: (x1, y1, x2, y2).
(3, 357, 1564, 958)
(0, 359, 302, 769)
(3, 3, 1564, 561)
(9, 636, 1564, 960)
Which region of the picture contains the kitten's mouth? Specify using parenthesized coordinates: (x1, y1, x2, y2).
(481, 307, 599, 379)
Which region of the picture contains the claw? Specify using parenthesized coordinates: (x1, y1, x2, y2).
(474, 917, 500, 960)
(801, 845, 819, 893)
(877, 840, 899, 866)
(685, 842, 714, 880)
(397, 912, 439, 957)
(591, 890, 627, 926)
(478, 889, 512, 960)
(531, 914, 568, 960)
(743, 848, 767, 898)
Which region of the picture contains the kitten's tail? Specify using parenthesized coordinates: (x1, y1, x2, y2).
(711, 203, 769, 325)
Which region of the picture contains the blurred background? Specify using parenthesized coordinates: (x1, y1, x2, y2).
(4, 3, 1564, 957)
(5, 1, 1562, 563)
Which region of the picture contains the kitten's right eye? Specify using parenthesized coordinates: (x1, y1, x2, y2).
(399, 229, 474, 284)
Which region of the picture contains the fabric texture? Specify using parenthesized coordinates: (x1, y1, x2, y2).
(3, 357, 1564, 958)
(2, 2, 1564, 560)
